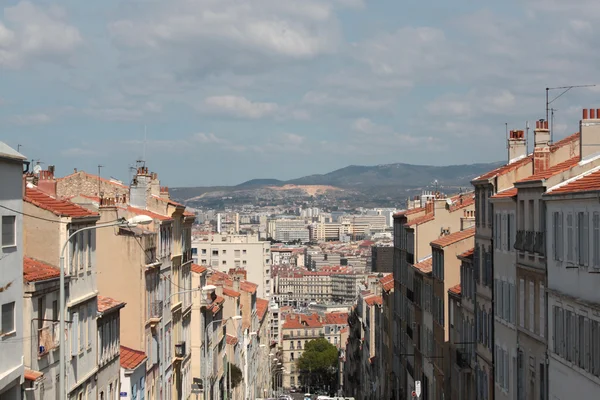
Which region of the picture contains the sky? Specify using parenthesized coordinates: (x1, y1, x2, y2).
(2, 0, 600, 187)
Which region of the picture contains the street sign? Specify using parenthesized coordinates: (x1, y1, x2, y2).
(415, 381, 421, 398)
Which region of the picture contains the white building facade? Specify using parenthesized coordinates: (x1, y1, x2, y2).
(0, 142, 26, 400)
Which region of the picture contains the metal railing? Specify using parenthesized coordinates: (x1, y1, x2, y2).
(456, 349, 471, 369)
(147, 300, 163, 320)
(534, 231, 546, 255)
(175, 341, 186, 358)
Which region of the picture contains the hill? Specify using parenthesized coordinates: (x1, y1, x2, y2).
(169, 160, 503, 207)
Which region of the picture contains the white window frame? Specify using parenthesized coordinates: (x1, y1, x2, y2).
(1, 215, 16, 248)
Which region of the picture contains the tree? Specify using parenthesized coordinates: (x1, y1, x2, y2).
(297, 338, 339, 393)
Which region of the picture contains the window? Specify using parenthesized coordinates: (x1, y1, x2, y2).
(529, 281, 535, 333)
(519, 279, 525, 328)
(578, 212, 589, 266)
(80, 306, 86, 352)
(1, 302, 15, 334)
(540, 284, 545, 338)
(594, 212, 600, 269)
(567, 213, 574, 263)
(1, 215, 16, 247)
(88, 302, 94, 348)
(132, 383, 138, 400)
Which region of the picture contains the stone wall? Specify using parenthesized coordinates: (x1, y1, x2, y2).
(57, 171, 129, 199)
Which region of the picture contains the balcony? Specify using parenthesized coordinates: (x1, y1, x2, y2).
(175, 341, 186, 359)
(183, 248, 193, 264)
(514, 230, 525, 251)
(456, 349, 471, 370)
(38, 322, 59, 356)
(146, 301, 163, 327)
(524, 230, 535, 253)
(534, 231, 546, 256)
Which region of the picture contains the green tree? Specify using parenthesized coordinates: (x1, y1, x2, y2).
(297, 338, 339, 393)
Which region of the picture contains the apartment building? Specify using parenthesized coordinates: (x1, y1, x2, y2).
(0, 142, 26, 400)
(379, 274, 395, 399)
(266, 218, 310, 243)
(192, 233, 272, 298)
(61, 165, 195, 400)
(97, 296, 126, 400)
(23, 179, 105, 400)
(22, 257, 62, 399)
(447, 284, 464, 400)
(392, 191, 475, 399)
(544, 164, 600, 399)
(371, 244, 393, 273)
(119, 346, 148, 400)
(457, 248, 476, 400)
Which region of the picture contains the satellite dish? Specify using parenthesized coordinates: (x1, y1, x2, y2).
(33, 164, 42, 175)
(446, 198, 452, 206)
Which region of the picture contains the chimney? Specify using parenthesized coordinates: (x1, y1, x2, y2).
(580, 108, 600, 160)
(150, 172, 161, 196)
(508, 130, 526, 162)
(36, 167, 57, 197)
(233, 277, 241, 293)
(534, 120, 551, 173)
(159, 186, 170, 199)
(130, 166, 151, 209)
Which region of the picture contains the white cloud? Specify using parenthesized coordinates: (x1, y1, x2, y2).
(349, 118, 439, 154)
(61, 147, 96, 157)
(202, 95, 279, 119)
(0, 1, 82, 68)
(10, 113, 51, 125)
(107, 0, 349, 77)
(193, 132, 227, 144)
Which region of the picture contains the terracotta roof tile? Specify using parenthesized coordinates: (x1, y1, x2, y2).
(449, 284, 462, 295)
(127, 206, 172, 221)
(240, 281, 258, 294)
(191, 264, 208, 274)
(449, 194, 475, 212)
(97, 295, 125, 314)
(23, 257, 59, 282)
(24, 187, 99, 218)
(256, 298, 269, 320)
(379, 273, 394, 292)
(550, 132, 580, 152)
(405, 214, 434, 227)
(547, 165, 600, 195)
(364, 295, 382, 306)
(223, 287, 241, 298)
(406, 207, 425, 216)
(226, 334, 238, 345)
(458, 248, 474, 259)
(473, 156, 532, 182)
(517, 156, 580, 183)
(282, 313, 322, 329)
(24, 368, 43, 381)
(120, 346, 147, 369)
(431, 227, 475, 248)
(152, 195, 185, 208)
(208, 295, 225, 314)
(324, 312, 348, 325)
(492, 187, 518, 199)
(413, 257, 432, 274)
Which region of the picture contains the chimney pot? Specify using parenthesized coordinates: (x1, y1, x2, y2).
(596, 109, 600, 119)
(591, 109, 596, 119)
(584, 109, 589, 119)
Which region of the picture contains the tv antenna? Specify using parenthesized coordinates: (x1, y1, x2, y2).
(98, 165, 104, 198)
(546, 84, 596, 140)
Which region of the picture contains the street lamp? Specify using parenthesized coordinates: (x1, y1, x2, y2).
(59, 215, 153, 400)
(203, 315, 242, 400)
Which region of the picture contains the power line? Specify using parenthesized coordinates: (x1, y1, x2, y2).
(0, 204, 71, 224)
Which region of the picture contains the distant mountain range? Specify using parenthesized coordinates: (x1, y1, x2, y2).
(170, 161, 503, 207)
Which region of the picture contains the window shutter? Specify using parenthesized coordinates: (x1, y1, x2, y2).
(594, 213, 600, 269)
(71, 312, 79, 357)
(567, 213, 574, 263)
(558, 212, 564, 261)
(583, 213, 589, 266)
(552, 212, 558, 260)
(503, 281, 509, 322)
(519, 279, 525, 328)
(540, 284, 545, 338)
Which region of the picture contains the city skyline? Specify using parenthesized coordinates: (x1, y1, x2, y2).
(2, 0, 600, 186)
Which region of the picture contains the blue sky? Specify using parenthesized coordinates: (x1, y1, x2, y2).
(1, 0, 600, 186)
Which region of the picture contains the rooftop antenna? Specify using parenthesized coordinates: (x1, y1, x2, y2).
(17, 144, 22, 153)
(505, 122, 509, 149)
(98, 164, 104, 198)
(546, 84, 596, 140)
(525, 121, 530, 153)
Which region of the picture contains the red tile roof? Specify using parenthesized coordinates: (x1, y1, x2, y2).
(191, 264, 208, 274)
(431, 227, 475, 248)
(24, 368, 43, 381)
(473, 156, 533, 183)
(256, 298, 269, 320)
(449, 284, 462, 295)
(223, 287, 241, 298)
(492, 187, 518, 199)
(364, 295, 382, 306)
(458, 248, 474, 259)
(226, 334, 238, 345)
(97, 295, 125, 314)
(282, 313, 322, 329)
(152, 195, 185, 208)
(240, 281, 258, 294)
(24, 187, 99, 218)
(127, 206, 172, 221)
(550, 132, 580, 152)
(405, 214, 434, 227)
(23, 257, 59, 282)
(183, 211, 195, 217)
(547, 166, 600, 195)
(120, 346, 147, 369)
(208, 295, 225, 314)
(517, 156, 580, 183)
(413, 257, 432, 274)
(449, 193, 475, 212)
(324, 312, 348, 325)
(379, 273, 394, 292)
